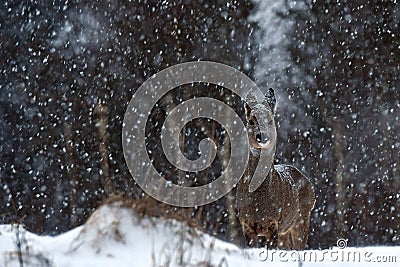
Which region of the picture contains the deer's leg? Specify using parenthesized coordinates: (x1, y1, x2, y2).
(242, 223, 258, 247)
(289, 212, 311, 250)
(268, 228, 278, 249)
(260, 223, 279, 249)
(244, 231, 258, 247)
(278, 231, 292, 250)
(289, 174, 315, 250)
(291, 183, 315, 250)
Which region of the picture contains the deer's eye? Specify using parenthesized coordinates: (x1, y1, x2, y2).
(248, 120, 255, 126)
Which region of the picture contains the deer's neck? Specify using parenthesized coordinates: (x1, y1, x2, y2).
(250, 147, 260, 157)
(242, 148, 267, 183)
(243, 146, 275, 184)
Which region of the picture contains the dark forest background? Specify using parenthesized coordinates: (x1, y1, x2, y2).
(0, 0, 399, 249)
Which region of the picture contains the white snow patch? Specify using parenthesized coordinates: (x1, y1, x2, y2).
(0, 202, 398, 266)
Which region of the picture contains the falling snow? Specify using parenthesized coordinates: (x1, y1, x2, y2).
(0, 0, 399, 265)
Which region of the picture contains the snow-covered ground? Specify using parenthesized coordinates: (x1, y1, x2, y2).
(0, 202, 398, 267)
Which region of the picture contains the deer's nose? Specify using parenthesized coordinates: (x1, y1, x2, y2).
(256, 133, 268, 143)
(256, 131, 271, 145)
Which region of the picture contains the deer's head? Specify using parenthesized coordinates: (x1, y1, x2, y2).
(244, 88, 277, 150)
(243, 88, 277, 191)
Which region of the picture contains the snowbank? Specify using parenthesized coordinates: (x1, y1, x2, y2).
(0, 202, 398, 267)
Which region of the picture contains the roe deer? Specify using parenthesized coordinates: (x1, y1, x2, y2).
(236, 88, 315, 250)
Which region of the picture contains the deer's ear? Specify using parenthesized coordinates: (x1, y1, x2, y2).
(264, 88, 276, 113)
(244, 104, 251, 117)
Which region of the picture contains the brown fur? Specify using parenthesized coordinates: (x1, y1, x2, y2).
(236, 89, 315, 250)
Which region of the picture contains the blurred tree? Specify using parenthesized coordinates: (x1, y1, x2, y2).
(0, 0, 258, 242)
(271, 0, 400, 247)
(1, 0, 398, 249)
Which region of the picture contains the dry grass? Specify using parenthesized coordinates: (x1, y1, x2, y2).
(3, 225, 54, 267)
(96, 195, 230, 267)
